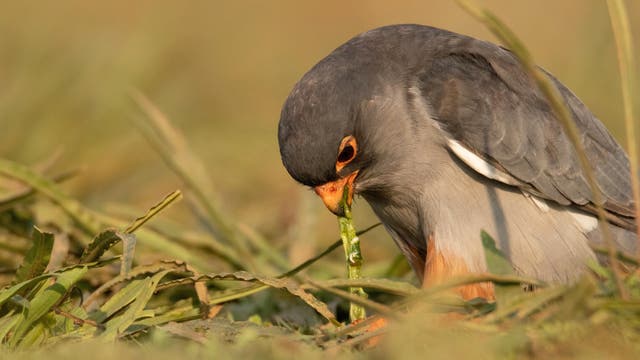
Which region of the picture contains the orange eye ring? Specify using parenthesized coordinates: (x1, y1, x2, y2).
(336, 135, 357, 172)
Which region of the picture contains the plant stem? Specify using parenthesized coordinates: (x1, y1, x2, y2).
(338, 187, 367, 323)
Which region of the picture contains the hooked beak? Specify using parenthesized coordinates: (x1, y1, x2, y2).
(313, 171, 359, 216)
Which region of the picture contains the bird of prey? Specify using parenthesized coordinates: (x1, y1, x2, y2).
(278, 24, 637, 299)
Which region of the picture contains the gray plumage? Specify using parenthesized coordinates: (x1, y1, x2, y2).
(278, 24, 637, 284)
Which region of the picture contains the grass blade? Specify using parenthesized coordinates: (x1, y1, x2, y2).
(123, 190, 182, 234)
(0, 170, 76, 213)
(130, 91, 251, 267)
(0, 158, 103, 234)
(0, 158, 213, 271)
(606, 0, 640, 247)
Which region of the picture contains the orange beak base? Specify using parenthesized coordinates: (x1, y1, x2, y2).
(313, 171, 358, 216)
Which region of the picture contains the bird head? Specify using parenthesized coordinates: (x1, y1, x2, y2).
(278, 65, 368, 216)
(278, 26, 440, 215)
(278, 30, 414, 216)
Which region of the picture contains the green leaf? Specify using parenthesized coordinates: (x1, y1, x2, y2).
(14, 227, 54, 284)
(18, 319, 49, 349)
(84, 260, 194, 309)
(481, 231, 515, 276)
(0, 274, 55, 308)
(9, 266, 87, 347)
(480, 230, 521, 305)
(0, 314, 20, 343)
(99, 270, 170, 340)
(90, 278, 150, 324)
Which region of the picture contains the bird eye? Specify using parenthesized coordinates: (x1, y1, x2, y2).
(338, 145, 355, 163)
(335, 135, 357, 171)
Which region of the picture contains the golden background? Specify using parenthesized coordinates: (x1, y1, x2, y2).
(1, 0, 638, 274)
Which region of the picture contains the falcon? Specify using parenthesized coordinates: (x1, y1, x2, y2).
(277, 24, 637, 299)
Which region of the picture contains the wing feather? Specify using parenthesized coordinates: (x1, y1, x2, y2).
(418, 38, 635, 221)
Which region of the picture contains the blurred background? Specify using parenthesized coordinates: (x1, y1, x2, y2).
(1, 0, 638, 279)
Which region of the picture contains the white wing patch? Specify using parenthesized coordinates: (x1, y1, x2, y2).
(522, 192, 597, 233)
(567, 209, 599, 233)
(446, 139, 521, 186)
(447, 139, 599, 234)
(523, 192, 550, 212)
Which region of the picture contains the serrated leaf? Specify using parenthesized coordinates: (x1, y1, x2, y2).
(159, 271, 338, 324)
(84, 260, 194, 311)
(123, 190, 182, 234)
(57, 256, 120, 272)
(80, 229, 124, 263)
(310, 278, 419, 297)
(14, 227, 54, 284)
